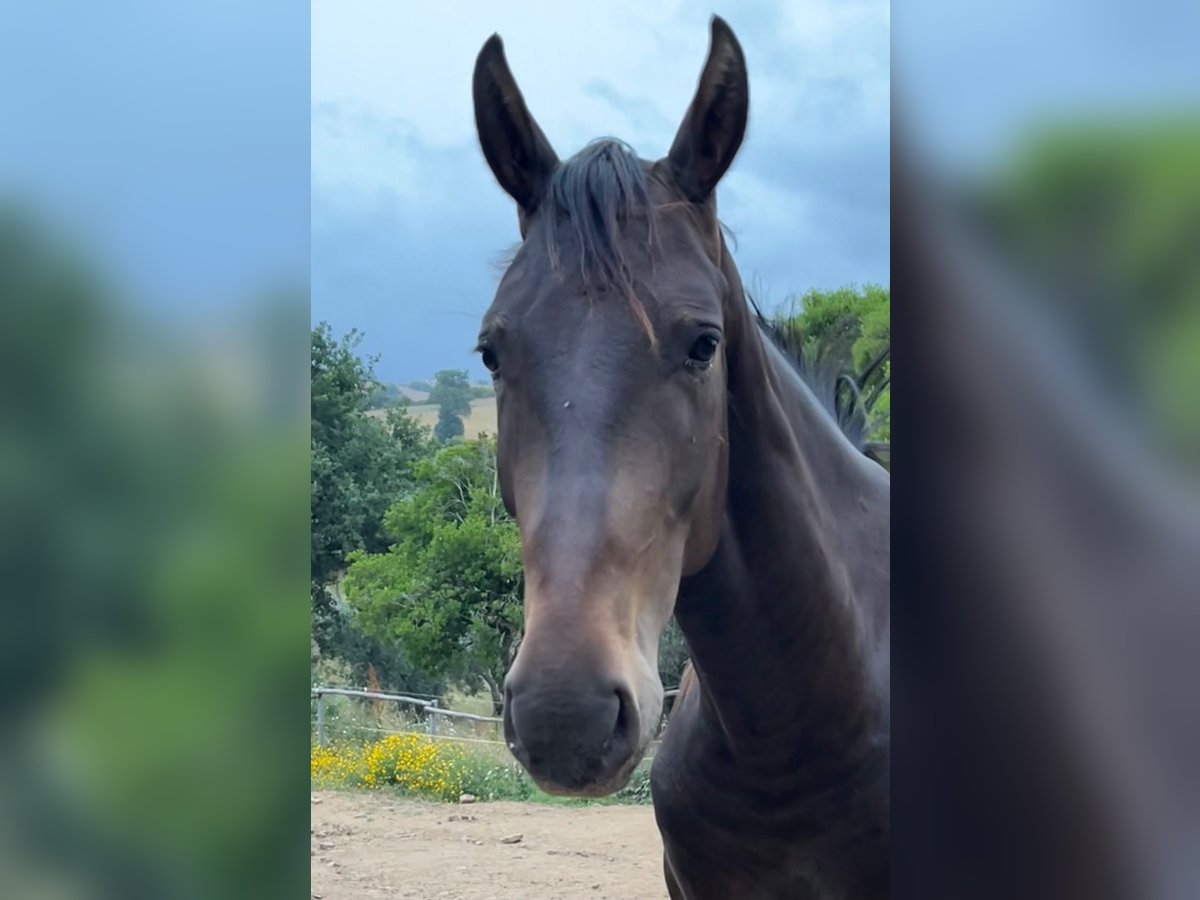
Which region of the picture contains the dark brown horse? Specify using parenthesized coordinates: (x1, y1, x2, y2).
(472, 17, 889, 898)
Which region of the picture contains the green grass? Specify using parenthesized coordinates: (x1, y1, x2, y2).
(441, 687, 497, 717)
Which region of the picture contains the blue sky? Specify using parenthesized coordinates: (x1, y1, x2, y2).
(312, 0, 890, 383)
(893, 1, 1200, 174)
(0, 2, 309, 315)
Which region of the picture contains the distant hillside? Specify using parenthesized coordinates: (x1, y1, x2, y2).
(367, 381, 493, 412)
(396, 385, 429, 403)
(366, 383, 428, 410)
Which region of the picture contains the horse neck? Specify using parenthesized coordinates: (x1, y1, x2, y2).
(675, 269, 888, 763)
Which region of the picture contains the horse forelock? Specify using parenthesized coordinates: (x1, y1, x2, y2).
(537, 139, 670, 342)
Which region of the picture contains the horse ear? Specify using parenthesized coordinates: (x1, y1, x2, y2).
(473, 34, 559, 217)
(667, 16, 749, 203)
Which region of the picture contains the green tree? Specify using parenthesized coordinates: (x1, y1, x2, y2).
(344, 437, 523, 713)
(429, 369, 473, 443)
(772, 285, 891, 445)
(310, 323, 433, 652)
(434, 407, 465, 443)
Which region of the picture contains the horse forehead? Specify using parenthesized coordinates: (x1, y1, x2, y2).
(487, 207, 721, 324)
(503, 272, 719, 340)
(649, 262, 726, 311)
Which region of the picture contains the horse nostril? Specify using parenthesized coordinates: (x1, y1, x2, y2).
(502, 682, 524, 757)
(608, 685, 637, 756)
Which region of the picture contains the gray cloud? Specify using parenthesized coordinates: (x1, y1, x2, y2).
(583, 81, 676, 137)
(312, 1, 888, 383)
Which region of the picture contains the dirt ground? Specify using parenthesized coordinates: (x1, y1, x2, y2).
(311, 791, 668, 900)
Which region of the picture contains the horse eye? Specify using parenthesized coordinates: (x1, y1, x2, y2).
(479, 344, 500, 375)
(687, 333, 720, 368)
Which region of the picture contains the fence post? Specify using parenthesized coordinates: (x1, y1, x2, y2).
(316, 691, 326, 747)
(428, 698, 438, 737)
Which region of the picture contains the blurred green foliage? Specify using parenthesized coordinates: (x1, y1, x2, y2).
(0, 207, 309, 899)
(976, 118, 1200, 467)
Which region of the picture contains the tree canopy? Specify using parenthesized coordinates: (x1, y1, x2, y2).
(310, 323, 433, 656)
(344, 437, 522, 712)
(429, 369, 473, 443)
(771, 285, 891, 446)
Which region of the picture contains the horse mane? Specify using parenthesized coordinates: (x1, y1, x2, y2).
(747, 292, 890, 463)
(542, 138, 660, 340)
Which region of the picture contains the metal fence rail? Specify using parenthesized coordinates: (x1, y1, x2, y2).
(311, 686, 502, 745)
(311, 684, 681, 747)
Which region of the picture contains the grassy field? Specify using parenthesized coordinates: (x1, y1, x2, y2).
(366, 397, 498, 439)
(405, 397, 498, 439)
(443, 687, 500, 717)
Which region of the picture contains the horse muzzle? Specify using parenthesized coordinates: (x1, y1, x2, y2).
(503, 671, 643, 796)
